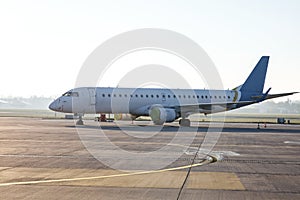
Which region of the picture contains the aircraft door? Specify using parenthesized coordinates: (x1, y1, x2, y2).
(88, 88, 96, 105)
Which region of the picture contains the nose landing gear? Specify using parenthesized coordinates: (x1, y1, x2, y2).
(75, 114, 84, 125)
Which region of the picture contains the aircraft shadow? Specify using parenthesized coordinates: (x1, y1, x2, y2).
(68, 124, 300, 134)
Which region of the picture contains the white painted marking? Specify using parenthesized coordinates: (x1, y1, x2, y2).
(284, 141, 300, 145)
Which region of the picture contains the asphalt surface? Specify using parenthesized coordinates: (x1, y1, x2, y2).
(0, 117, 299, 200)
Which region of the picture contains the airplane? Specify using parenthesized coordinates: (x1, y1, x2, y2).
(49, 56, 297, 126)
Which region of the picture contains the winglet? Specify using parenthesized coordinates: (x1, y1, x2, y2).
(251, 87, 271, 101)
(262, 87, 272, 99)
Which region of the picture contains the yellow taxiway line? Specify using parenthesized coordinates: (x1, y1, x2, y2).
(0, 159, 212, 187)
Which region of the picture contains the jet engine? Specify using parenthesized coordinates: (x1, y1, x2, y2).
(149, 106, 177, 125)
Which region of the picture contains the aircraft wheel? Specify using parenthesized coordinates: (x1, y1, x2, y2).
(76, 119, 84, 125)
(153, 121, 164, 126)
(179, 119, 190, 127)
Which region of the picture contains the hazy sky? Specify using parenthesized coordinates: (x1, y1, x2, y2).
(0, 0, 299, 100)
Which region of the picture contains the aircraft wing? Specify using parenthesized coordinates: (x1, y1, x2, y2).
(167, 101, 254, 113)
(265, 92, 298, 100)
(166, 92, 298, 113)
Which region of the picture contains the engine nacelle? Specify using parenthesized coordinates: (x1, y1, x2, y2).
(149, 106, 177, 125)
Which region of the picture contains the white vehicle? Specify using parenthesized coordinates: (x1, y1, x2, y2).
(49, 56, 297, 126)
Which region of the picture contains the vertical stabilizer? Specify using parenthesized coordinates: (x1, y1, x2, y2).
(240, 56, 269, 94)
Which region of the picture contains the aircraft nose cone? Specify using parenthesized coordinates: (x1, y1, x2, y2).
(49, 101, 57, 111)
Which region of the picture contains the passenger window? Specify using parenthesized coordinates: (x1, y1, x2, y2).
(140, 94, 143, 98)
(146, 94, 149, 98)
(201, 95, 204, 99)
(228, 96, 230, 99)
(114, 94, 116, 97)
(197, 95, 199, 99)
(135, 94, 138, 98)
(156, 95, 159, 98)
(151, 94, 154, 98)
(119, 94, 122, 97)
(124, 94, 127, 97)
(108, 94, 111, 97)
(168, 95, 171, 98)
(102, 94, 105, 97)
(205, 96, 208, 99)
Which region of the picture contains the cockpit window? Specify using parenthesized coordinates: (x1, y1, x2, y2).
(62, 92, 79, 97)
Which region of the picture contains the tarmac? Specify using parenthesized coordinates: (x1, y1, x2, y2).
(0, 117, 299, 200)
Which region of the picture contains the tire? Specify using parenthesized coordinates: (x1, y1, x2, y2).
(179, 119, 190, 127)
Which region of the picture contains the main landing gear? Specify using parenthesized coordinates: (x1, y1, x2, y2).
(179, 118, 191, 127)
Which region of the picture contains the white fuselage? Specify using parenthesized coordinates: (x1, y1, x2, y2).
(49, 87, 241, 117)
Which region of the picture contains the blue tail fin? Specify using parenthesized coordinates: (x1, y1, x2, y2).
(240, 56, 269, 94)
